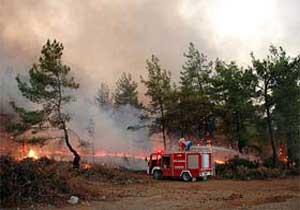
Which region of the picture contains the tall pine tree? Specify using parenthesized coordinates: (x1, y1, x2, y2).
(251, 46, 279, 166)
(271, 47, 300, 166)
(141, 55, 172, 150)
(15, 40, 81, 168)
(212, 60, 256, 152)
(179, 43, 214, 138)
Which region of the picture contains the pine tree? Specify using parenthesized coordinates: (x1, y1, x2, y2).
(251, 46, 279, 166)
(114, 72, 140, 108)
(141, 55, 172, 150)
(179, 43, 214, 138)
(15, 39, 81, 168)
(180, 42, 212, 94)
(96, 82, 112, 109)
(271, 47, 300, 166)
(212, 60, 256, 152)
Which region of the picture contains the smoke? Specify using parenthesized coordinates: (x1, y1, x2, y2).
(0, 0, 299, 167)
(0, 67, 153, 156)
(1, 0, 299, 86)
(68, 99, 151, 155)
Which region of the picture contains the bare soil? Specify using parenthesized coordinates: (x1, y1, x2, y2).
(46, 177, 300, 210)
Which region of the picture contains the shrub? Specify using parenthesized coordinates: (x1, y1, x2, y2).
(235, 166, 251, 180)
(215, 157, 284, 180)
(226, 156, 257, 169)
(0, 156, 72, 207)
(252, 167, 281, 179)
(263, 157, 287, 169)
(0, 155, 148, 208)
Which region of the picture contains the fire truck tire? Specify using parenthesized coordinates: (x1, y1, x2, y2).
(153, 170, 163, 180)
(182, 172, 192, 182)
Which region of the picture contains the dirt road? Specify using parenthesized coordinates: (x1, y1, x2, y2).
(52, 177, 300, 210)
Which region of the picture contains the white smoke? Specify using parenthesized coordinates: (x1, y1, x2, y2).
(68, 99, 152, 156)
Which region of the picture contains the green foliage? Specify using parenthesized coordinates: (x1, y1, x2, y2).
(271, 47, 300, 166)
(96, 82, 112, 108)
(251, 45, 300, 166)
(141, 55, 172, 149)
(142, 55, 172, 113)
(177, 43, 214, 137)
(180, 42, 213, 94)
(212, 60, 256, 151)
(114, 72, 140, 108)
(16, 39, 79, 128)
(5, 102, 45, 135)
(226, 156, 257, 169)
(5, 123, 27, 135)
(140, 43, 299, 163)
(13, 40, 81, 167)
(12, 106, 44, 126)
(215, 157, 282, 180)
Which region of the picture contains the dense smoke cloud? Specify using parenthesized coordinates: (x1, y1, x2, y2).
(1, 0, 299, 92)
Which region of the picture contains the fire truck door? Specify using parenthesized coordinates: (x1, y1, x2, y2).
(162, 155, 172, 176)
(187, 154, 200, 176)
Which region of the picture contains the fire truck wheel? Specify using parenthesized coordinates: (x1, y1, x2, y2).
(182, 172, 192, 182)
(153, 170, 162, 180)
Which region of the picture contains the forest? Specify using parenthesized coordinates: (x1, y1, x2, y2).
(9, 40, 300, 168)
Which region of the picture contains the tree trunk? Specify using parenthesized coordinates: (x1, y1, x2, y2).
(198, 123, 202, 139)
(263, 78, 278, 167)
(162, 121, 167, 151)
(62, 122, 81, 168)
(266, 106, 278, 167)
(160, 102, 167, 151)
(56, 73, 80, 168)
(236, 112, 242, 153)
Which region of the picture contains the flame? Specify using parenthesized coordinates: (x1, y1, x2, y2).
(27, 149, 39, 160)
(9, 142, 147, 162)
(215, 160, 225, 164)
(82, 163, 92, 169)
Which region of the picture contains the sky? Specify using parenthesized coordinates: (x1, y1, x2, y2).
(1, 0, 300, 97)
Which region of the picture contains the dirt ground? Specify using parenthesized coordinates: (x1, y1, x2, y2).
(46, 177, 300, 210)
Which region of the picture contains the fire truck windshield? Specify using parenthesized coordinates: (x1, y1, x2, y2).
(151, 154, 162, 160)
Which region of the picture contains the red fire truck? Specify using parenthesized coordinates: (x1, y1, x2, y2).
(147, 147, 214, 181)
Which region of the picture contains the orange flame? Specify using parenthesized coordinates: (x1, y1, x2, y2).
(215, 160, 225, 164)
(27, 149, 39, 160)
(82, 163, 92, 169)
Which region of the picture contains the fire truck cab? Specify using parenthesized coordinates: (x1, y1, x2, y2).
(147, 148, 214, 181)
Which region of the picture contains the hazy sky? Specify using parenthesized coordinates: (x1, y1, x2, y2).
(1, 0, 299, 96)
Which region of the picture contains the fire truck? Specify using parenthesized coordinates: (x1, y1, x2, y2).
(147, 146, 214, 181)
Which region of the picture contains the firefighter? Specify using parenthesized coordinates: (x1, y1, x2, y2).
(178, 138, 186, 151)
(185, 140, 192, 151)
(178, 138, 193, 151)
